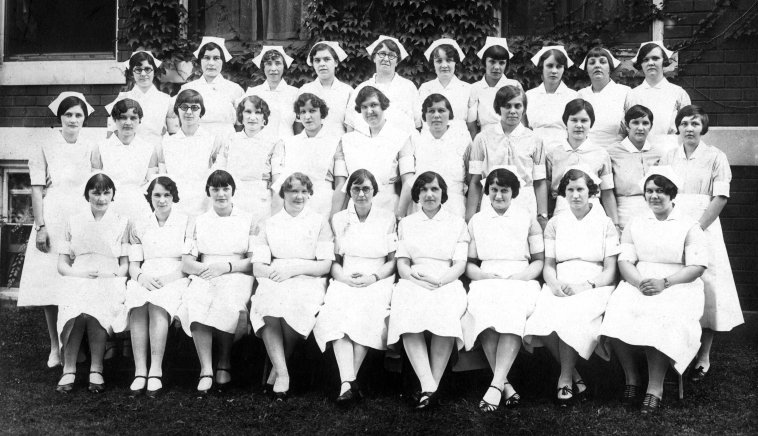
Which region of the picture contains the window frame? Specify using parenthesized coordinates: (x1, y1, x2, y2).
(0, 163, 33, 289)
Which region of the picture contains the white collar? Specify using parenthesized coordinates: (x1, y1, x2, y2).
(202, 75, 226, 86)
(675, 141, 708, 160)
(417, 208, 447, 222)
(277, 205, 313, 221)
(477, 75, 513, 89)
(503, 123, 527, 138)
(263, 79, 291, 92)
(560, 139, 594, 152)
(211, 205, 240, 217)
(538, 81, 571, 94)
(620, 137, 652, 153)
(643, 204, 684, 222)
(175, 126, 211, 139)
(483, 203, 516, 219)
(642, 77, 670, 90)
(150, 210, 181, 227)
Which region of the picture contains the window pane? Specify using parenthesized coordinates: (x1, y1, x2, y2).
(4, 0, 116, 58)
(7, 172, 33, 224)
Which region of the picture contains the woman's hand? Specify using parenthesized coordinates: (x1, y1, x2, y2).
(35, 227, 50, 253)
(198, 263, 229, 281)
(550, 281, 570, 297)
(564, 282, 590, 296)
(267, 265, 295, 282)
(409, 276, 438, 290)
(138, 274, 163, 291)
(348, 272, 376, 288)
(77, 269, 100, 279)
(639, 278, 665, 296)
(411, 270, 440, 286)
(507, 271, 531, 281)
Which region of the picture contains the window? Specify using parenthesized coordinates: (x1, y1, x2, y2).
(0, 166, 32, 288)
(4, 0, 117, 60)
(195, 0, 303, 43)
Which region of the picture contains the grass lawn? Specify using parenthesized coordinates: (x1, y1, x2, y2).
(1, 306, 756, 435)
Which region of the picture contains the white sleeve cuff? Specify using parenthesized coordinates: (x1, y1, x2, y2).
(713, 181, 730, 197)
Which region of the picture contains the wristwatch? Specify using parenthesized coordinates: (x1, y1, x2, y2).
(538, 213, 548, 219)
(663, 277, 671, 288)
(34, 223, 46, 231)
(586, 279, 596, 288)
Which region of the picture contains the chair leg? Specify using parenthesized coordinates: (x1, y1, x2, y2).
(678, 372, 684, 400)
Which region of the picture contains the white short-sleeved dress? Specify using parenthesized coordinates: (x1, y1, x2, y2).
(525, 82, 579, 152)
(180, 76, 244, 137)
(313, 205, 397, 351)
(216, 131, 276, 225)
(624, 78, 691, 153)
(246, 80, 299, 138)
(386, 209, 470, 350)
(124, 211, 190, 320)
(418, 76, 471, 134)
(607, 138, 663, 228)
(469, 123, 546, 215)
(578, 81, 630, 149)
(334, 125, 410, 214)
(399, 127, 471, 218)
(546, 140, 614, 216)
(56, 209, 129, 344)
(523, 204, 620, 359)
(18, 132, 92, 307)
(95, 134, 155, 221)
(269, 129, 340, 217)
(461, 207, 544, 349)
(467, 76, 522, 135)
(599, 208, 707, 373)
(176, 206, 254, 336)
(107, 86, 171, 147)
(249, 207, 335, 338)
(346, 74, 420, 136)
(298, 79, 354, 136)
(661, 143, 744, 331)
(159, 127, 221, 217)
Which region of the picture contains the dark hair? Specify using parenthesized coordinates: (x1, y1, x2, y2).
(111, 98, 144, 120)
(557, 169, 600, 197)
(493, 85, 527, 114)
(411, 171, 448, 204)
(294, 92, 329, 119)
(262, 49, 285, 65)
(562, 98, 595, 127)
(198, 42, 226, 63)
(584, 47, 616, 71)
(236, 95, 270, 125)
(205, 169, 236, 196)
(345, 168, 379, 196)
(537, 48, 569, 69)
(309, 43, 339, 64)
(482, 45, 510, 69)
(278, 172, 314, 199)
(644, 175, 678, 200)
(484, 168, 520, 198)
(125, 52, 160, 89)
(144, 176, 180, 210)
(371, 39, 401, 59)
(173, 89, 206, 117)
(354, 86, 390, 113)
(430, 44, 460, 66)
(56, 96, 89, 119)
(675, 105, 709, 135)
(624, 104, 654, 126)
(84, 173, 116, 201)
(421, 93, 454, 121)
(633, 42, 671, 71)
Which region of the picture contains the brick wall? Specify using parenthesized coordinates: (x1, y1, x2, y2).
(0, 85, 122, 128)
(722, 166, 758, 311)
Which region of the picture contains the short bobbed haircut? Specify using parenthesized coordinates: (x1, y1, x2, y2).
(236, 95, 270, 125)
(557, 169, 600, 198)
(482, 45, 510, 68)
(644, 175, 678, 200)
(198, 42, 226, 63)
(294, 92, 329, 119)
(278, 172, 314, 199)
(309, 43, 339, 64)
(411, 171, 448, 204)
(57, 96, 90, 119)
(129, 52, 158, 70)
(537, 48, 569, 69)
(633, 42, 671, 71)
(371, 39, 401, 59)
(174, 89, 206, 117)
(484, 168, 520, 198)
(84, 173, 116, 201)
(346, 168, 379, 196)
(562, 98, 595, 127)
(584, 47, 616, 71)
(205, 169, 236, 196)
(430, 44, 460, 65)
(111, 98, 144, 120)
(144, 176, 180, 210)
(493, 85, 527, 114)
(421, 93, 454, 121)
(624, 104, 654, 126)
(262, 49, 285, 65)
(675, 105, 709, 135)
(354, 86, 390, 113)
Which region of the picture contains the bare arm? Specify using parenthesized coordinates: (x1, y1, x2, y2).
(600, 189, 620, 227)
(465, 174, 482, 223)
(699, 195, 727, 230)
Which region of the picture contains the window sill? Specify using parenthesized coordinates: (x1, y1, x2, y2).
(0, 59, 124, 85)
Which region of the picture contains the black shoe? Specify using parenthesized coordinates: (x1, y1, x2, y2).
(56, 372, 76, 394)
(415, 391, 439, 411)
(573, 379, 588, 401)
(503, 382, 521, 409)
(556, 385, 573, 408)
(88, 371, 105, 394)
(336, 381, 362, 408)
(129, 375, 147, 397)
(690, 365, 708, 383)
(197, 375, 213, 396)
(478, 385, 503, 413)
(146, 376, 163, 398)
(262, 383, 275, 398)
(215, 368, 232, 393)
(273, 390, 289, 402)
(621, 384, 640, 407)
(640, 393, 662, 414)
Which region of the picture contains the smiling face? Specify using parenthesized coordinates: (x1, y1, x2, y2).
(485, 57, 507, 83)
(114, 108, 141, 135)
(642, 47, 664, 79)
(373, 43, 398, 75)
(312, 49, 336, 81)
(151, 183, 173, 215)
(566, 109, 591, 142)
(241, 100, 265, 133)
(298, 100, 323, 134)
(200, 48, 223, 80)
(679, 115, 704, 146)
(542, 55, 565, 86)
(60, 104, 85, 136)
(264, 56, 285, 83)
(433, 49, 456, 82)
(644, 179, 673, 215)
(283, 179, 309, 214)
(418, 177, 443, 212)
(88, 187, 113, 213)
(586, 56, 610, 83)
(499, 95, 525, 128)
(349, 178, 375, 207)
(488, 181, 513, 213)
(360, 94, 385, 128)
(425, 100, 451, 134)
(627, 115, 652, 145)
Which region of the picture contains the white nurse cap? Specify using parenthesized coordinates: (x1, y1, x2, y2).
(307, 41, 348, 66)
(103, 93, 133, 116)
(366, 35, 409, 61)
(252, 46, 294, 68)
(580, 47, 621, 70)
(639, 165, 682, 191)
(425, 38, 466, 61)
(562, 164, 601, 185)
(530, 45, 574, 68)
(631, 41, 674, 65)
(193, 36, 234, 61)
(476, 36, 514, 60)
(122, 50, 162, 69)
(48, 92, 95, 116)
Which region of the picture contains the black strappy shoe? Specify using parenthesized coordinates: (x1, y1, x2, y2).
(478, 385, 503, 413)
(56, 372, 76, 394)
(556, 385, 573, 407)
(690, 365, 708, 383)
(574, 379, 588, 401)
(621, 384, 640, 406)
(129, 375, 147, 397)
(641, 393, 662, 414)
(503, 382, 521, 408)
(415, 391, 439, 411)
(336, 380, 362, 408)
(88, 371, 105, 393)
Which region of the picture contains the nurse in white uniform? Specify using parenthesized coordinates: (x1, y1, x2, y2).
(299, 41, 353, 136)
(247, 46, 299, 138)
(417, 38, 471, 135)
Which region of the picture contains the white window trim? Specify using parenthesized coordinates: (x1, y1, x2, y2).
(0, 1, 124, 85)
